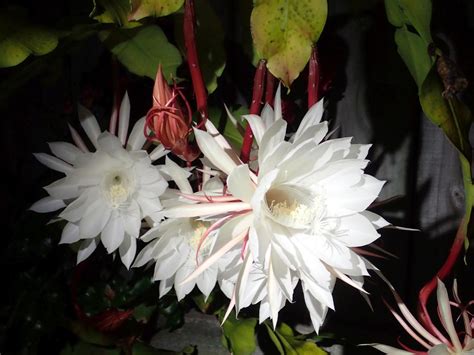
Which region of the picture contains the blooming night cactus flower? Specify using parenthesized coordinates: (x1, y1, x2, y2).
(162, 87, 389, 331)
(31, 93, 168, 268)
(370, 279, 474, 355)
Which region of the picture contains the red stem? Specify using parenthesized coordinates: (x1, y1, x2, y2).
(183, 0, 208, 120)
(109, 57, 122, 135)
(417, 219, 466, 337)
(265, 71, 275, 106)
(240, 60, 266, 163)
(308, 46, 320, 108)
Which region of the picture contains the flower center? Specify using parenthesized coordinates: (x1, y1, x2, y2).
(265, 186, 319, 228)
(188, 219, 212, 252)
(102, 171, 135, 208)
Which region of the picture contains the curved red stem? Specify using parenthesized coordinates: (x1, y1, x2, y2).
(184, 0, 208, 121)
(265, 71, 275, 106)
(240, 60, 266, 163)
(308, 46, 320, 108)
(418, 219, 466, 337)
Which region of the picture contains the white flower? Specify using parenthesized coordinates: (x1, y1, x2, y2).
(31, 93, 168, 268)
(368, 279, 474, 355)
(163, 87, 388, 331)
(133, 158, 240, 300)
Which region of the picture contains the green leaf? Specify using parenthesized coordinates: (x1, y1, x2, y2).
(399, 0, 432, 43)
(394, 27, 432, 89)
(384, 0, 408, 27)
(209, 106, 247, 151)
(251, 0, 328, 87)
(130, 0, 184, 20)
(91, 0, 133, 27)
(0, 10, 58, 68)
(100, 25, 182, 81)
(68, 320, 114, 346)
(133, 304, 156, 322)
(419, 67, 472, 161)
(220, 311, 257, 355)
(265, 322, 327, 355)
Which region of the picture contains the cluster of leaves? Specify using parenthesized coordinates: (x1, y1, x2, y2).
(385, 0, 473, 243)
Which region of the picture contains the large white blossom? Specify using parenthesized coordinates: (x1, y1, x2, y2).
(133, 158, 241, 300)
(31, 93, 168, 268)
(162, 87, 389, 331)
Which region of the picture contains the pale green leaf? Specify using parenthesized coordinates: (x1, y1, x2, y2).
(384, 0, 408, 27)
(420, 67, 472, 161)
(100, 25, 182, 81)
(221, 311, 257, 355)
(251, 0, 328, 87)
(394, 27, 432, 89)
(399, 0, 432, 43)
(209, 106, 247, 151)
(130, 0, 184, 20)
(0, 10, 58, 68)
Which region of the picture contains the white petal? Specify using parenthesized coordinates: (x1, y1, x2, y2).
(78, 104, 101, 149)
(174, 265, 196, 300)
(68, 124, 89, 153)
(193, 128, 238, 175)
(274, 84, 282, 121)
(164, 156, 192, 194)
(437, 279, 463, 352)
(303, 289, 328, 334)
(34, 153, 73, 174)
(79, 199, 111, 238)
(345, 144, 372, 160)
(197, 268, 218, 297)
(77, 237, 100, 264)
(101, 213, 125, 253)
(293, 122, 328, 146)
(133, 239, 159, 268)
(122, 200, 141, 238)
(227, 164, 255, 203)
(154, 248, 186, 280)
(335, 213, 381, 247)
(48, 142, 82, 164)
(45, 177, 80, 200)
(59, 191, 90, 222)
(362, 210, 390, 229)
(30, 196, 66, 213)
(118, 92, 131, 146)
(119, 233, 137, 269)
(126, 116, 146, 151)
(159, 277, 175, 298)
(293, 98, 324, 142)
(261, 103, 275, 128)
(164, 202, 251, 219)
(366, 343, 414, 354)
(242, 114, 266, 146)
(59, 222, 80, 244)
(149, 144, 168, 161)
(258, 119, 287, 167)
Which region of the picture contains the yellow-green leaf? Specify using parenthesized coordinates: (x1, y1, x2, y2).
(420, 67, 472, 161)
(221, 311, 257, 355)
(399, 0, 432, 43)
(251, 0, 327, 87)
(91, 0, 133, 27)
(384, 0, 408, 27)
(0, 11, 58, 68)
(129, 0, 184, 20)
(394, 27, 432, 89)
(100, 25, 182, 82)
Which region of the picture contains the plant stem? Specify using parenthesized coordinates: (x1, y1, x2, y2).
(417, 98, 473, 337)
(183, 0, 208, 120)
(265, 71, 275, 106)
(240, 60, 266, 163)
(308, 46, 320, 108)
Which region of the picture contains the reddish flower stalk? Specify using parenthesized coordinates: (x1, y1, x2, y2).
(109, 57, 122, 135)
(418, 219, 466, 337)
(265, 71, 275, 106)
(308, 46, 320, 108)
(183, 0, 208, 120)
(240, 60, 266, 163)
